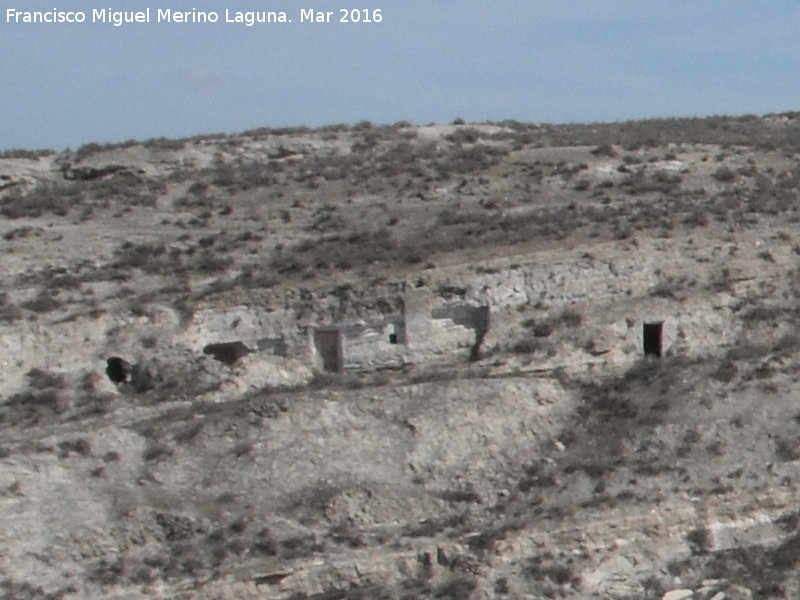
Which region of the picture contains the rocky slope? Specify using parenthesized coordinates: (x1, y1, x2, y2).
(4, 114, 800, 598)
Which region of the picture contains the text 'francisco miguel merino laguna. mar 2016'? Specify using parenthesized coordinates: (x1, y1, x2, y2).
(5, 8, 384, 27)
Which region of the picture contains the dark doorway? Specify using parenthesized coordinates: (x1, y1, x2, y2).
(388, 321, 405, 345)
(203, 341, 251, 365)
(314, 329, 343, 372)
(643, 322, 664, 357)
(106, 356, 131, 383)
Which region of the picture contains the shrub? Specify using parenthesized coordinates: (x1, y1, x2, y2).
(252, 528, 278, 556)
(26, 368, 66, 390)
(87, 558, 128, 585)
(560, 309, 583, 327)
(173, 421, 204, 445)
(279, 534, 324, 559)
(649, 282, 676, 299)
(143, 137, 186, 151)
(47, 274, 81, 290)
(683, 209, 710, 228)
(186, 250, 233, 274)
(439, 486, 481, 503)
(776, 437, 800, 462)
(142, 440, 173, 462)
(1, 186, 72, 218)
(58, 438, 92, 458)
(2, 226, 35, 240)
(0, 369, 70, 426)
(712, 166, 738, 183)
(532, 322, 554, 337)
(758, 250, 776, 263)
(592, 144, 618, 157)
(446, 127, 481, 145)
(573, 179, 591, 191)
(103, 451, 121, 463)
(0, 293, 22, 322)
(236, 264, 278, 289)
(512, 339, 539, 354)
(686, 527, 712, 554)
(526, 555, 581, 588)
(620, 170, 681, 195)
(433, 575, 476, 599)
(711, 360, 738, 383)
(112, 241, 167, 271)
(0, 148, 56, 159)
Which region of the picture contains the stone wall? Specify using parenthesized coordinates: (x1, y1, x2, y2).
(340, 315, 406, 371)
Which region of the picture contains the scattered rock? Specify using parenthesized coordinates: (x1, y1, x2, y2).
(725, 585, 753, 600)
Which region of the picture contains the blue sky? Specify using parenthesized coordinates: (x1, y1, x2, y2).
(2, 1, 800, 150)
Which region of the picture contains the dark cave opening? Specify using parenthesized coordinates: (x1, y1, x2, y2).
(643, 321, 664, 358)
(203, 341, 251, 365)
(105, 356, 131, 384)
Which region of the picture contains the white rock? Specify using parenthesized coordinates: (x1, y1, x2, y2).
(726, 586, 753, 600)
(662, 591, 693, 600)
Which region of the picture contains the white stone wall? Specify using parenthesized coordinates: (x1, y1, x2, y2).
(182, 305, 306, 356)
(341, 317, 407, 370)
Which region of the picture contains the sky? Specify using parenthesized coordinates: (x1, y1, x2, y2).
(2, 1, 800, 150)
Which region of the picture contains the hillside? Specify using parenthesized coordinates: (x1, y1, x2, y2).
(3, 114, 800, 598)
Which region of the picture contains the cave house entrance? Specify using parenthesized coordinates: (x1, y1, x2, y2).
(203, 341, 251, 365)
(643, 321, 665, 358)
(314, 328, 343, 372)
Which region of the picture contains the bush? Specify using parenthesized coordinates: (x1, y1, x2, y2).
(758, 250, 776, 263)
(683, 209, 710, 227)
(712, 166, 738, 183)
(512, 339, 539, 354)
(186, 250, 233, 275)
(113, 241, 167, 271)
(58, 438, 92, 458)
(143, 137, 186, 151)
(433, 575, 476, 599)
(0, 148, 56, 159)
(532, 322, 554, 337)
(592, 144, 619, 157)
(26, 368, 66, 390)
(711, 360, 738, 383)
(445, 127, 481, 145)
(560, 309, 583, 327)
(252, 528, 278, 556)
(686, 527, 712, 554)
(1, 186, 72, 218)
(649, 282, 676, 298)
(0, 369, 70, 426)
(621, 170, 681, 195)
(2, 226, 35, 240)
(142, 440, 173, 462)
